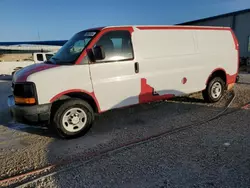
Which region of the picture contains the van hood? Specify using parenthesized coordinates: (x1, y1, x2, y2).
(13, 63, 58, 83)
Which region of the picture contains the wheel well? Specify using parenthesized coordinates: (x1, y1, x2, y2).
(208, 70, 227, 85)
(52, 92, 99, 113)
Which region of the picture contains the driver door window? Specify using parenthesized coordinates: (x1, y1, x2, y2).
(95, 30, 133, 62)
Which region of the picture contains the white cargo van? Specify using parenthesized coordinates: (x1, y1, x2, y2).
(8, 25, 239, 138)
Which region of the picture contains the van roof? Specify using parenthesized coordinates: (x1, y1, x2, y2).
(109, 25, 229, 28)
(85, 25, 231, 31)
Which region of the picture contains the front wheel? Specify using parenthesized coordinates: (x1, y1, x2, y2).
(51, 98, 94, 139)
(202, 77, 225, 103)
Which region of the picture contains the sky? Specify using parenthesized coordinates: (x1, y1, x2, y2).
(0, 0, 250, 41)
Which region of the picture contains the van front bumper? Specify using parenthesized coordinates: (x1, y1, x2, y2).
(8, 95, 51, 125)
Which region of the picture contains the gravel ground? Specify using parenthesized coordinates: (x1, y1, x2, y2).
(30, 109, 250, 188)
(0, 73, 250, 187)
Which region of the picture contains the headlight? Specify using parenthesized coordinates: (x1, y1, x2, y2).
(13, 82, 37, 105)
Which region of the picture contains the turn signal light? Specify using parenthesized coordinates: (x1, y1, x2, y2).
(14, 97, 36, 105)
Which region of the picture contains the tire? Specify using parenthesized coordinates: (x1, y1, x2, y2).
(202, 77, 225, 103)
(50, 98, 94, 139)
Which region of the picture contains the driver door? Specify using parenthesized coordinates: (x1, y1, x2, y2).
(89, 30, 141, 112)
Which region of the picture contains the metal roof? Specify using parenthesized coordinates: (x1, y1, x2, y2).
(0, 40, 67, 46)
(178, 8, 250, 25)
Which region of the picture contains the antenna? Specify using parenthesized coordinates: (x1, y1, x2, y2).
(38, 30, 41, 41)
(37, 29, 43, 52)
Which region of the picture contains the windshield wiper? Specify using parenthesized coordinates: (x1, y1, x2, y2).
(51, 57, 60, 61)
(50, 57, 73, 65)
(44, 60, 54, 64)
(57, 61, 74, 65)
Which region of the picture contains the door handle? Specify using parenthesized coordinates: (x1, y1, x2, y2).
(134, 62, 139, 73)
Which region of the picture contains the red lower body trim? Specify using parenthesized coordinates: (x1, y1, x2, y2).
(51, 79, 174, 114)
(226, 73, 237, 84)
(139, 78, 174, 103)
(50, 89, 101, 113)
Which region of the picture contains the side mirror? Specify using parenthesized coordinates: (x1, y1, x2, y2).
(93, 46, 105, 61)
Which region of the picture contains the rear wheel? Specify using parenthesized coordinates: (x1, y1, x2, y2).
(202, 77, 225, 103)
(51, 98, 94, 139)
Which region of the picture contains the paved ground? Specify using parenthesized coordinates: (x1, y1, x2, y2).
(0, 74, 250, 187)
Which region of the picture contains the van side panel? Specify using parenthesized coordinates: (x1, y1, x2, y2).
(133, 28, 201, 96)
(195, 29, 238, 79)
(133, 27, 238, 97)
(27, 65, 93, 105)
(135, 30, 196, 58)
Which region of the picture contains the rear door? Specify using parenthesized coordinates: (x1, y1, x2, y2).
(89, 30, 141, 112)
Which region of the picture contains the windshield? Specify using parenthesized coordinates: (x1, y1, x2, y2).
(49, 30, 98, 65)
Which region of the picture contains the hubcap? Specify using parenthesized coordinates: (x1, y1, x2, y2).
(211, 82, 222, 99)
(62, 108, 87, 133)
